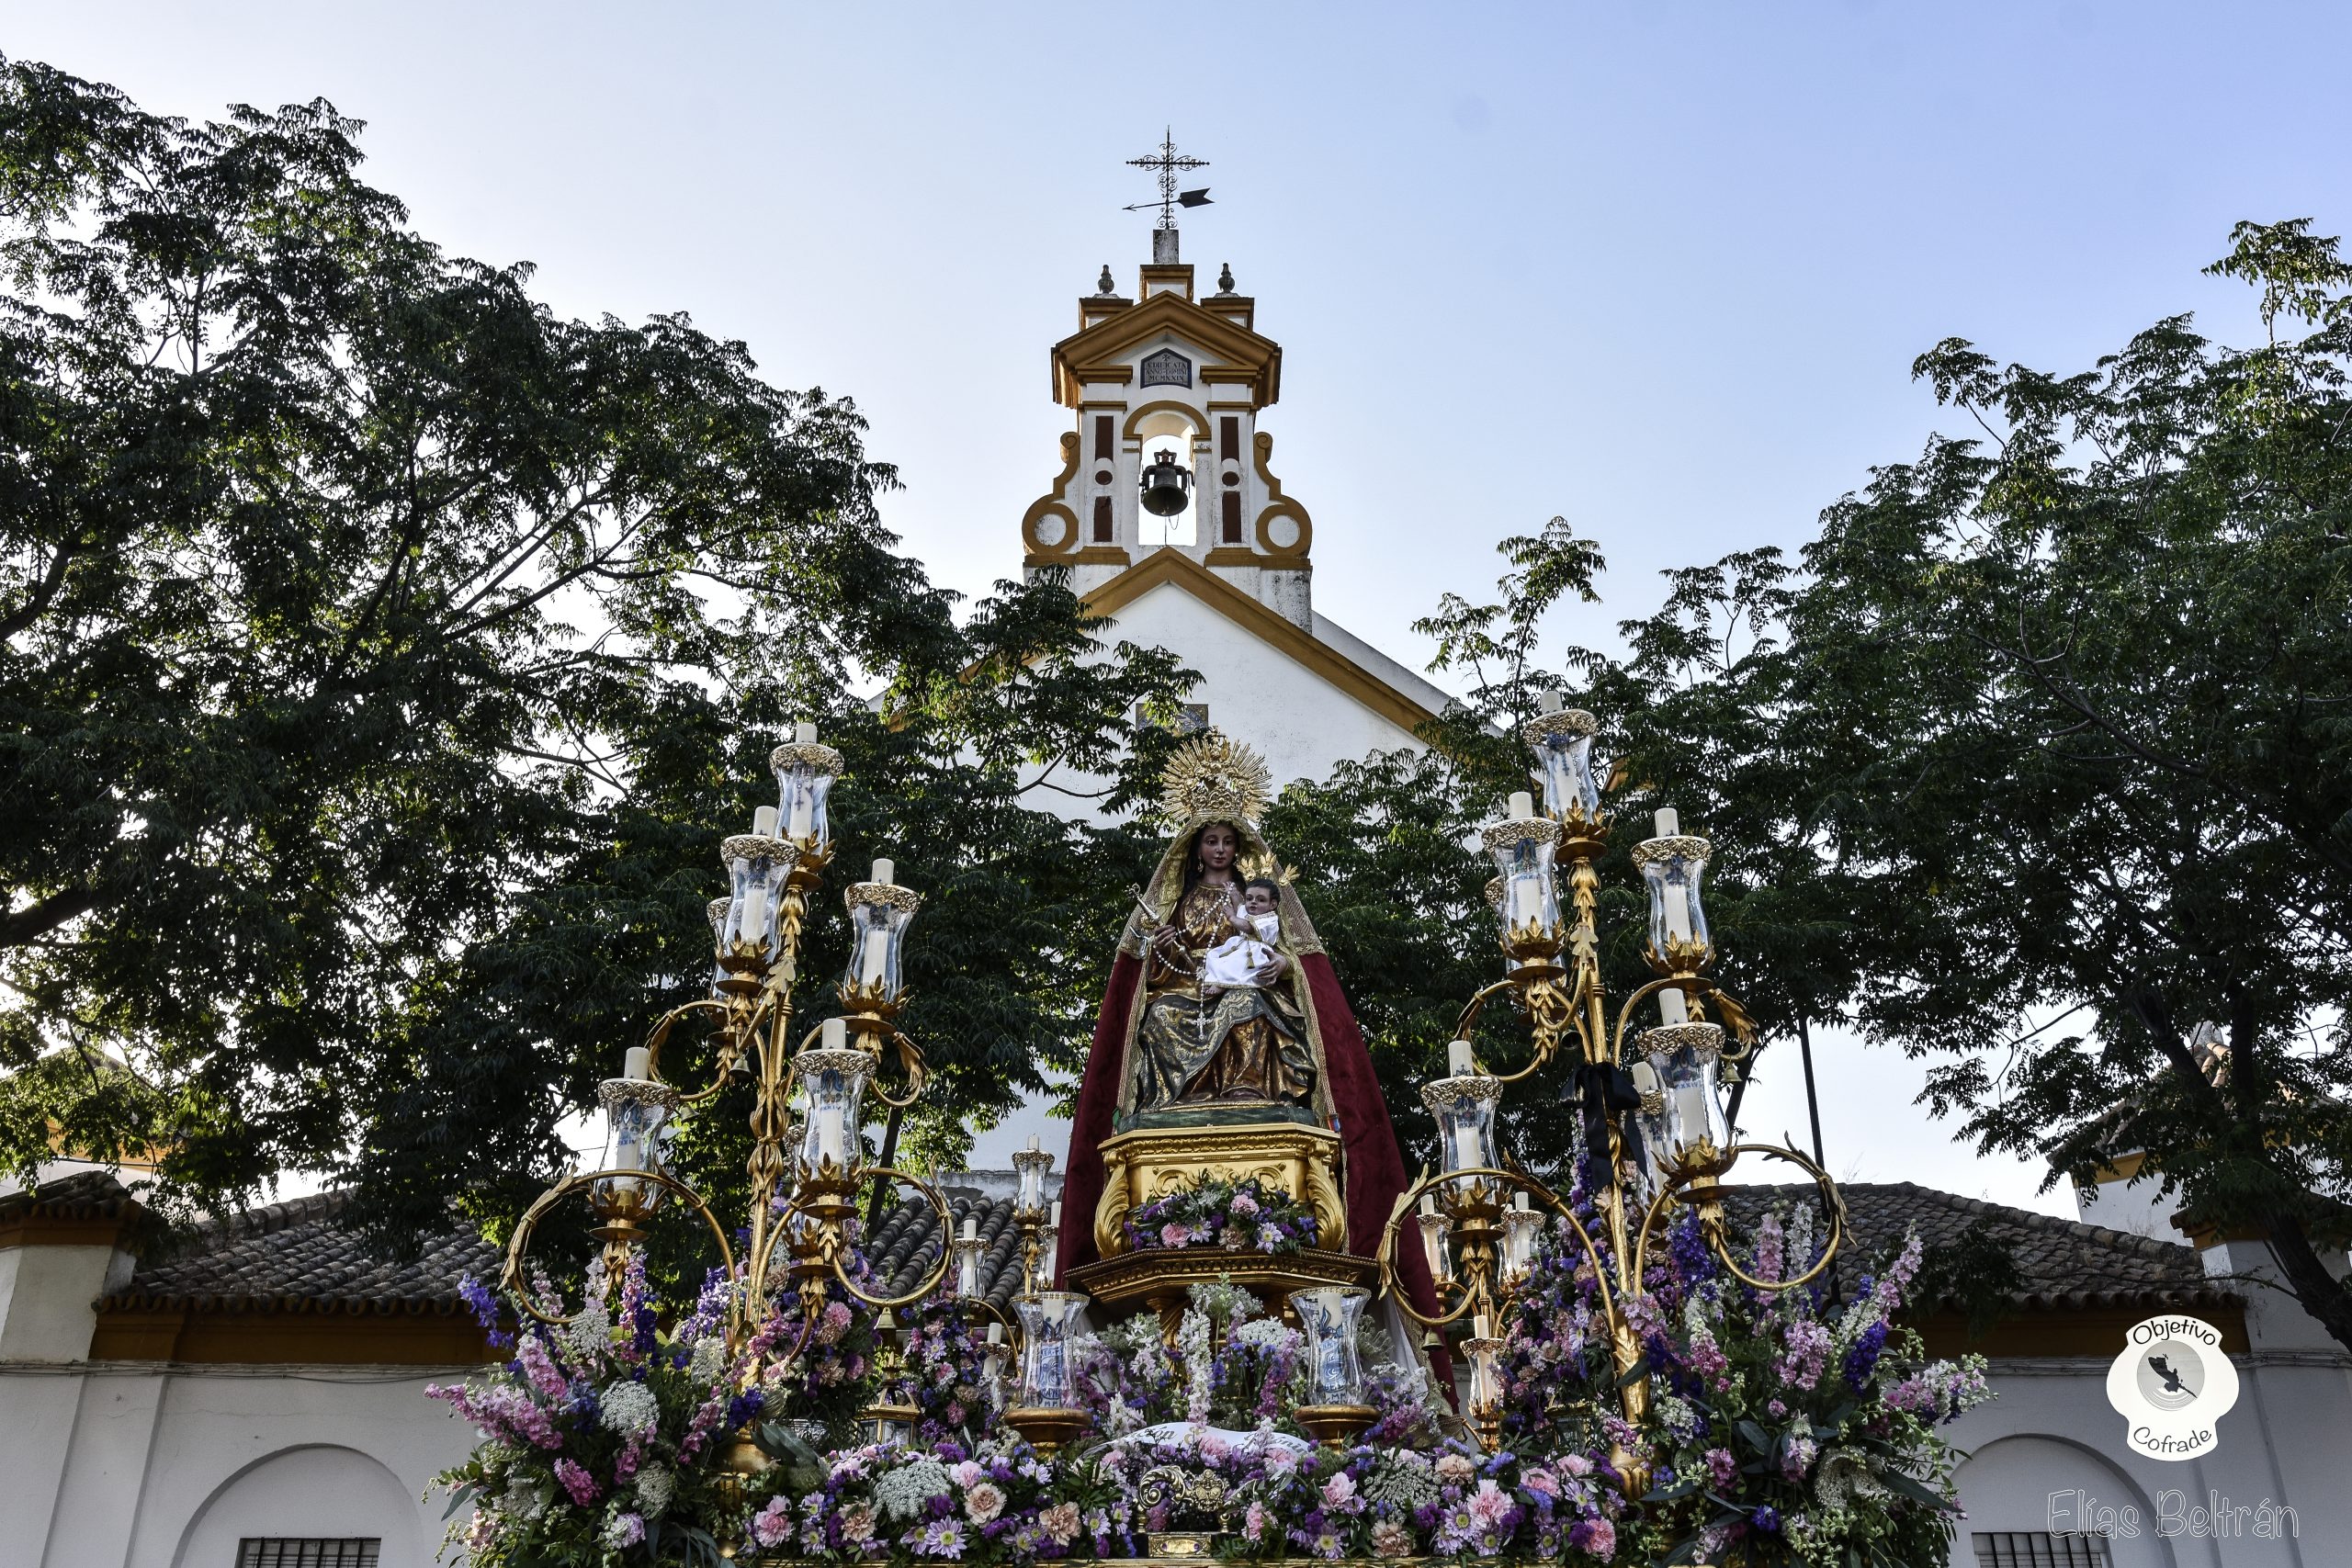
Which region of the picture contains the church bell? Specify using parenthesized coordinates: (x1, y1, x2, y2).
(1138, 448, 1193, 517)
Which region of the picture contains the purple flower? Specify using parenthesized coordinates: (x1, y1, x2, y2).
(1752, 1504, 1781, 1533)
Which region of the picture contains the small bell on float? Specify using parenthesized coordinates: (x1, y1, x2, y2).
(1138, 448, 1193, 516)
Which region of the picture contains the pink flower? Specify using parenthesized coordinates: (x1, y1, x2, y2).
(1229, 1191, 1260, 1217)
(1466, 1479, 1513, 1529)
(841, 1504, 877, 1545)
(1559, 1452, 1594, 1477)
(1037, 1503, 1081, 1546)
(1705, 1448, 1737, 1489)
(752, 1498, 794, 1549)
(1435, 1451, 1476, 1484)
(815, 1300, 854, 1345)
(553, 1458, 598, 1505)
(951, 1460, 984, 1488)
(1243, 1502, 1268, 1543)
(607, 1512, 646, 1547)
(1200, 1431, 1232, 1461)
(516, 1335, 568, 1400)
(1570, 1516, 1615, 1557)
(1322, 1471, 1357, 1508)
(1371, 1519, 1415, 1558)
(965, 1482, 1006, 1525)
(1521, 1468, 1558, 1495)
(1159, 1223, 1192, 1247)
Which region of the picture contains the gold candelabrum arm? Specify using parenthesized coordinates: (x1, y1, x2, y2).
(501, 1168, 740, 1327)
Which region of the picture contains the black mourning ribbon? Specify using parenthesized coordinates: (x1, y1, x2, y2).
(1568, 1060, 1645, 1198)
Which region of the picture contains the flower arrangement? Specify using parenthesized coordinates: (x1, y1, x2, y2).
(426, 1258, 764, 1564)
(1498, 1192, 1994, 1567)
(1122, 1175, 1317, 1255)
(425, 1204, 1991, 1565)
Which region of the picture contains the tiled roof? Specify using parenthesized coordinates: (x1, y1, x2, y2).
(869, 1190, 1033, 1307)
(0, 1168, 140, 1223)
(100, 1186, 499, 1318)
(1724, 1180, 2233, 1313)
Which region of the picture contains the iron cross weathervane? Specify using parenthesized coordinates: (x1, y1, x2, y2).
(1125, 129, 1211, 230)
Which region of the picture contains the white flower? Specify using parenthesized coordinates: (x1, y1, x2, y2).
(597, 1379, 660, 1436)
(873, 1455, 953, 1521)
(501, 1476, 551, 1522)
(562, 1302, 613, 1363)
(634, 1464, 674, 1518)
(1233, 1318, 1295, 1349)
(689, 1335, 726, 1383)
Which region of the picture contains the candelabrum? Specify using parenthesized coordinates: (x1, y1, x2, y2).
(1380, 696, 1847, 1489)
(497, 722, 953, 1464)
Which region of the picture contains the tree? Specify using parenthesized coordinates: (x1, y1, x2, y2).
(1781, 220, 2352, 1349)
(0, 59, 1190, 1242)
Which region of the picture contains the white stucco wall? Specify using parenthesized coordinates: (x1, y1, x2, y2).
(1, 1362, 480, 1568)
(1944, 1350, 2352, 1567)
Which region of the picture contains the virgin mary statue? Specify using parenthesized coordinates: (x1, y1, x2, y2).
(1054, 735, 1447, 1338)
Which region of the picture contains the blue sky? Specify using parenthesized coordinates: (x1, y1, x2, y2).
(21, 2, 2350, 1213)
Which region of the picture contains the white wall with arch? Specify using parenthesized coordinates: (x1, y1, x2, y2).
(172, 1446, 424, 1568)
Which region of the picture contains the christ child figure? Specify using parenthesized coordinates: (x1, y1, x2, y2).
(1199, 876, 1283, 995)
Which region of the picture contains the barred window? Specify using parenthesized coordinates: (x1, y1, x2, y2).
(237, 1541, 379, 1568)
(1972, 1532, 2113, 1568)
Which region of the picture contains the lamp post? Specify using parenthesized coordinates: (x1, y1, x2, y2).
(1377, 701, 1846, 1491)
(498, 723, 954, 1456)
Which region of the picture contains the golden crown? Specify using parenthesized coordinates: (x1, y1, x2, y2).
(1159, 731, 1273, 829)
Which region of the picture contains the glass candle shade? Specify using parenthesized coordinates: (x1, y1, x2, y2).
(952, 1219, 986, 1298)
(1499, 1199, 1544, 1287)
(706, 897, 730, 989)
(1012, 1291, 1091, 1408)
(1289, 1286, 1371, 1405)
(1521, 709, 1601, 820)
(793, 1045, 873, 1179)
(718, 834, 798, 966)
(842, 878, 921, 1003)
(1417, 1205, 1453, 1284)
(1481, 816, 1563, 947)
(1633, 834, 1713, 966)
(769, 736, 842, 845)
(1642, 1023, 1729, 1162)
(1464, 1332, 1506, 1416)
(594, 1077, 679, 1213)
(1627, 1058, 1675, 1192)
(1420, 1072, 1504, 1190)
(1012, 1145, 1054, 1218)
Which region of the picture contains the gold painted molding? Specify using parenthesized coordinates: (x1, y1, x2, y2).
(1251, 431, 1313, 564)
(1020, 431, 1083, 559)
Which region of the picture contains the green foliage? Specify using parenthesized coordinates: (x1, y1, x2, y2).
(0, 61, 1189, 1261)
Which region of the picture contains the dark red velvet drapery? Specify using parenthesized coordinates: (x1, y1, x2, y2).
(1052, 949, 1453, 1387)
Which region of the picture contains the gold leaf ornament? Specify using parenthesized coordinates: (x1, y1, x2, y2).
(1159, 731, 1274, 829)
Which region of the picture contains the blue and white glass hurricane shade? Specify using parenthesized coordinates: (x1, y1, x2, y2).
(1289, 1287, 1370, 1404)
(1643, 1024, 1729, 1159)
(793, 1048, 873, 1178)
(1487, 831, 1561, 942)
(720, 836, 796, 965)
(843, 894, 915, 1002)
(594, 1078, 676, 1212)
(770, 742, 841, 845)
(1013, 1291, 1091, 1408)
(1532, 728, 1600, 819)
(1636, 840, 1712, 961)
(1420, 1073, 1503, 1190)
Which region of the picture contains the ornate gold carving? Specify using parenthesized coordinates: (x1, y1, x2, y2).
(767, 741, 844, 774)
(1250, 431, 1312, 563)
(718, 833, 798, 866)
(1090, 1121, 1348, 1258)
(1021, 432, 1083, 559)
(843, 882, 922, 914)
(1159, 731, 1273, 829)
(1631, 834, 1711, 867)
(1479, 817, 1563, 854)
(1418, 1074, 1504, 1114)
(1637, 1022, 1724, 1062)
(1518, 709, 1599, 744)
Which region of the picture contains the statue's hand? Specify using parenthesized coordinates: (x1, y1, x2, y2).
(1252, 952, 1290, 986)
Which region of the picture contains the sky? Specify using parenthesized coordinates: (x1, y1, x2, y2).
(22, 2, 2351, 1218)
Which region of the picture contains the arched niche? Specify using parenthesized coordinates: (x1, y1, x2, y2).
(173, 1444, 424, 1568)
(1125, 401, 1205, 548)
(1951, 1434, 2177, 1567)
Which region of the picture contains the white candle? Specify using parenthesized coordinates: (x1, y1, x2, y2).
(1657, 983, 1689, 1027)
(986, 1322, 1003, 1346)
(820, 1017, 845, 1051)
(1672, 1083, 1713, 1151)
(818, 1116, 844, 1167)
(871, 859, 894, 886)
(753, 805, 778, 836)
(1049, 1199, 1062, 1230)
(960, 1214, 978, 1241)
(1509, 791, 1533, 820)
(787, 792, 813, 840)
(860, 928, 890, 987)
(1512, 1190, 1530, 1212)
(624, 1046, 651, 1080)
(1418, 1192, 1436, 1217)
(1473, 1313, 1493, 1339)
(1538, 690, 1564, 715)
(1654, 807, 1679, 837)
(794, 721, 818, 744)
(1027, 1134, 1040, 1152)
(1447, 1039, 1475, 1077)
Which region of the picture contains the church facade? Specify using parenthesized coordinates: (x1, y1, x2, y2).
(1015, 233, 1452, 799)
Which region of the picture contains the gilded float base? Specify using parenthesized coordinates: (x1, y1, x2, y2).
(1091, 1120, 1347, 1258)
(1066, 1245, 1376, 1342)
